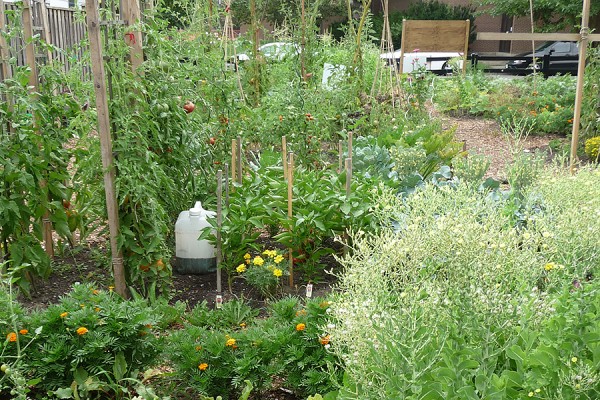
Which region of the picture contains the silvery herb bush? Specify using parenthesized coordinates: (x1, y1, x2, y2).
(328, 165, 600, 399)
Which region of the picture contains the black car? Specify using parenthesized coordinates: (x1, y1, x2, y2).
(504, 41, 579, 75)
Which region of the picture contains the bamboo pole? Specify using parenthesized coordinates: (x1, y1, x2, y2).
(216, 169, 223, 294)
(86, 0, 127, 298)
(282, 135, 287, 179)
(287, 152, 294, 287)
(236, 136, 242, 185)
(338, 140, 343, 173)
(344, 157, 352, 256)
(0, 0, 14, 134)
(348, 131, 353, 159)
(23, 0, 54, 258)
(300, 0, 306, 80)
(569, 0, 591, 175)
(224, 163, 230, 208)
(231, 139, 237, 189)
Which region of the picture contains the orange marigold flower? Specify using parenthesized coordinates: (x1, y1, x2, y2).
(320, 335, 331, 345)
(296, 323, 306, 331)
(94, 307, 101, 312)
(76, 327, 89, 336)
(225, 338, 236, 347)
(19, 329, 28, 335)
(198, 363, 208, 371)
(305, 113, 314, 121)
(279, 115, 283, 122)
(60, 312, 68, 318)
(7, 332, 17, 342)
(568, 119, 573, 123)
(195, 345, 202, 351)
(295, 309, 307, 317)
(91, 289, 99, 295)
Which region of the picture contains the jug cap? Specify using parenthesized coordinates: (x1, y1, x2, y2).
(190, 201, 204, 216)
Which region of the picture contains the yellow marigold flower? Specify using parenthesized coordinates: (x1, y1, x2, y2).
(296, 323, 306, 331)
(19, 329, 28, 335)
(225, 338, 236, 347)
(243, 253, 251, 260)
(295, 309, 307, 317)
(108, 286, 114, 292)
(60, 312, 68, 318)
(94, 307, 101, 312)
(7, 332, 17, 342)
(76, 327, 89, 336)
(198, 363, 208, 371)
(319, 301, 330, 309)
(274, 255, 284, 264)
(240, 322, 246, 328)
(236, 264, 247, 273)
(273, 268, 283, 277)
(253, 256, 264, 266)
(571, 357, 578, 363)
(544, 262, 555, 271)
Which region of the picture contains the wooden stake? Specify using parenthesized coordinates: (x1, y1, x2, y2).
(570, 0, 591, 175)
(0, 0, 15, 133)
(236, 136, 242, 185)
(224, 163, 230, 208)
(282, 135, 287, 179)
(216, 169, 223, 294)
(231, 139, 237, 188)
(344, 157, 352, 256)
(86, 0, 127, 298)
(338, 139, 343, 173)
(121, 0, 144, 75)
(23, 0, 54, 257)
(287, 152, 294, 287)
(348, 131, 353, 160)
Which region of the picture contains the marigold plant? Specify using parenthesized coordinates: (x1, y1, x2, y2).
(237, 249, 289, 299)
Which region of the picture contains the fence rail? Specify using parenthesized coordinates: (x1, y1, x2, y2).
(1, 1, 88, 80)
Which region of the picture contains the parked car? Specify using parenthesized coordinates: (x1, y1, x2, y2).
(504, 41, 579, 75)
(380, 49, 463, 75)
(236, 42, 301, 62)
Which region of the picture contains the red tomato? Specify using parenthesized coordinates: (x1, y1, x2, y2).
(183, 101, 196, 114)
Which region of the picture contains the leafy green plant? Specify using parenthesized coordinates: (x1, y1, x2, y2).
(585, 136, 600, 162)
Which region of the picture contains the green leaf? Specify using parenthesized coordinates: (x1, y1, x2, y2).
(113, 352, 127, 382)
(53, 388, 73, 399)
(501, 370, 522, 388)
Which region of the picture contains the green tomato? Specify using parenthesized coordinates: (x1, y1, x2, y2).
(0, 364, 8, 373)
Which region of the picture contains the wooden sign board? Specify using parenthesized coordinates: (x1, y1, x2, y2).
(400, 19, 470, 74)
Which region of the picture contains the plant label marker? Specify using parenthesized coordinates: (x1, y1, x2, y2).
(306, 283, 313, 298)
(215, 294, 223, 309)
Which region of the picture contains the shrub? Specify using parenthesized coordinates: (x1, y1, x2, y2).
(584, 136, 600, 161)
(1, 282, 163, 397)
(329, 165, 600, 399)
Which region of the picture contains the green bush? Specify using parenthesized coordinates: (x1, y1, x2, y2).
(329, 165, 600, 399)
(163, 297, 340, 399)
(585, 136, 600, 161)
(1, 282, 163, 397)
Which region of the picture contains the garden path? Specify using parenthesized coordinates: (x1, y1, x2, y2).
(442, 116, 566, 180)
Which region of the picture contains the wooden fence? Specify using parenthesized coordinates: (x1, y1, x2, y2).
(1, 0, 88, 80)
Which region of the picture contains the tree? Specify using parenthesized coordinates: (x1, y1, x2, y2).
(230, 0, 344, 29)
(476, 0, 600, 33)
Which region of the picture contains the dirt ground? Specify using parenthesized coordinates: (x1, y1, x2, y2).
(17, 115, 564, 310)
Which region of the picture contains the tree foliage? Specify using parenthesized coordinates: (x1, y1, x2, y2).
(230, 0, 345, 28)
(476, 0, 600, 32)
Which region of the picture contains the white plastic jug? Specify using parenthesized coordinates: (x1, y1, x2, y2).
(174, 201, 217, 274)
